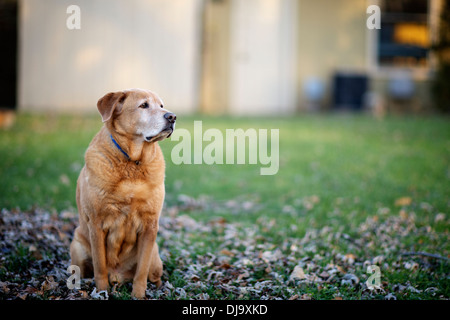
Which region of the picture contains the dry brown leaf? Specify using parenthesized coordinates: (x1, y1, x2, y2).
(289, 266, 307, 281)
(17, 293, 28, 300)
(220, 249, 234, 257)
(219, 263, 231, 269)
(28, 244, 43, 259)
(434, 213, 446, 223)
(24, 286, 39, 294)
(237, 271, 250, 281)
(344, 253, 356, 265)
(395, 197, 412, 206)
(300, 293, 312, 300)
(399, 210, 408, 220)
(59, 174, 70, 186)
(0, 282, 10, 294)
(41, 276, 59, 292)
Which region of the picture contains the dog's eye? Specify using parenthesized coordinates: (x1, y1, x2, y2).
(140, 102, 149, 109)
(160, 104, 163, 109)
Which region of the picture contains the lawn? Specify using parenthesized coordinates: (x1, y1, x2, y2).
(0, 112, 449, 300)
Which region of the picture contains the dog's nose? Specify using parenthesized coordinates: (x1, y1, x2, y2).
(164, 112, 176, 123)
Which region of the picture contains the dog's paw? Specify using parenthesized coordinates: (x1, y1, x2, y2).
(109, 271, 124, 285)
(95, 277, 110, 292)
(151, 278, 162, 289)
(131, 284, 146, 299)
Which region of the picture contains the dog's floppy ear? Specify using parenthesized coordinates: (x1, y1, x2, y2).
(97, 91, 127, 123)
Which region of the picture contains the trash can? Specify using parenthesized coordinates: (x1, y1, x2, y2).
(333, 72, 368, 110)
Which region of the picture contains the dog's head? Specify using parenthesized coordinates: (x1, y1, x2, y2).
(97, 88, 176, 143)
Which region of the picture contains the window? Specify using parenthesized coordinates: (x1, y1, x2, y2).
(378, 0, 430, 68)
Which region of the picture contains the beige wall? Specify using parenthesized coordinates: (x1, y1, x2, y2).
(201, 0, 368, 114)
(201, 0, 299, 115)
(18, 0, 203, 113)
(18, 0, 435, 114)
(228, 0, 299, 115)
(297, 0, 368, 109)
(200, 0, 231, 115)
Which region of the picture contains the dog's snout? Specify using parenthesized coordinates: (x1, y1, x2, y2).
(164, 112, 176, 123)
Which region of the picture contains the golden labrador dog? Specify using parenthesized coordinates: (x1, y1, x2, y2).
(70, 88, 176, 298)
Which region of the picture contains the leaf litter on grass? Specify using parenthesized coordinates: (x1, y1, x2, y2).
(0, 202, 448, 300)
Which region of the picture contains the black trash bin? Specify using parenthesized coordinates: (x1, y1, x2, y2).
(333, 72, 368, 110)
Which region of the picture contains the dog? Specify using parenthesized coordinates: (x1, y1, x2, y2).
(70, 88, 176, 298)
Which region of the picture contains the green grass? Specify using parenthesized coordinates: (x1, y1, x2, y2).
(0, 112, 448, 233)
(167, 115, 449, 230)
(0, 112, 449, 300)
(1, 244, 35, 277)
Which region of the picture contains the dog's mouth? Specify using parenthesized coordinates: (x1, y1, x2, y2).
(145, 125, 174, 142)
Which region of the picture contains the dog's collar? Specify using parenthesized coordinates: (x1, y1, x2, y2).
(110, 134, 140, 165)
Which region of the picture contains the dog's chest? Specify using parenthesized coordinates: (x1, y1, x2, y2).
(106, 165, 164, 214)
(101, 178, 161, 265)
(116, 178, 150, 201)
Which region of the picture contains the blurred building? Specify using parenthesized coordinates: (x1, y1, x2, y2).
(2, 0, 441, 114)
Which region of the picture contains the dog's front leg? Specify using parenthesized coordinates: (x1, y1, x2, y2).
(88, 224, 109, 292)
(131, 222, 157, 298)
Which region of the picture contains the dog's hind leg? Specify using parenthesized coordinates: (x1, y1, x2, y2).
(148, 242, 163, 288)
(70, 226, 94, 278)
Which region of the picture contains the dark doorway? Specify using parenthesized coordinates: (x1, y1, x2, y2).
(0, 0, 18, 109)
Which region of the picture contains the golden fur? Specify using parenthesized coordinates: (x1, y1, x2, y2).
(70, 88, 175, 298)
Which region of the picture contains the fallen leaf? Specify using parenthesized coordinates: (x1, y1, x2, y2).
(399, 209, 408, 220)
(0, 282, 10, 294)
(404, 261, 419, 271)
(220, 249, 234, 257)
(190, 275, 201, 282)
(300, 293, 312, 300)
(384, 293, 397, 300)
(219, 263, 231, 269)
(424, 287, 439, 295)
(395, 197, 412, 206)
(237, 271, 250, 281)
(17, 293, 28, 300)
(434, 213, 446, 223)
(341, 274, 359, 286)
(344, 253, 356, 265)
(24, 286, 39, 294)
(90, 287, 109, 300)
(41, 276, 59, 292)
(59, 174, 70, 186)
(57, 229, 68, 241)
(407, 285, 422, 293)
(289, 266, 307, 281)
